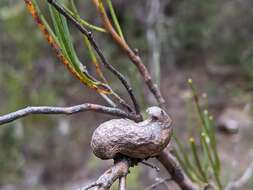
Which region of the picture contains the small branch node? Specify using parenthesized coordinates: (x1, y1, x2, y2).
(133, 48, 139, 55)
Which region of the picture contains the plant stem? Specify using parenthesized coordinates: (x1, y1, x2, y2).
(105, 0, 125, 40)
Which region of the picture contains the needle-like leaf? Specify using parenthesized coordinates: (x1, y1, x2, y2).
(105, 0, 125, 40)
(24, 0, 111, 94)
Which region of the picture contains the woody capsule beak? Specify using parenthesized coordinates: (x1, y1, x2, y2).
(146, 106, 164, 120)
(146, 106, 172, 124)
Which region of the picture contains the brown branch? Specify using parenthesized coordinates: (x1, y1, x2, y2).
(79, 159, 130, 190)
(92, 0, 166, 109)
(156, 149, 199, 190)
(47, 0, 141, 115)
(0, 103, 142, 125)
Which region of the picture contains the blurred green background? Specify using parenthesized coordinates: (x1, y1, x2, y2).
(0, 0, 253, 189)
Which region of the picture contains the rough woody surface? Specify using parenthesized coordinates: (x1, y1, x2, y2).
(91, 107, 172, 160)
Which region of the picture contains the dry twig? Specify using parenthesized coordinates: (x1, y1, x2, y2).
(225, 161, 253, 190)
(0, 103, 141, 125)
(145, 177, 171, 190)
(79, 159, 130, 190)
(141, 161, 160, 172)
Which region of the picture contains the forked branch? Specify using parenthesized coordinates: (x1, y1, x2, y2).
(92, 0, 166, 109)
(79, 159, 130, 190)
(0, 103, 141, 125)
(23, 0, 133, 113)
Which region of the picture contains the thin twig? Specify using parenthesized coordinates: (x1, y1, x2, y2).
(99, 93, 117, 107)
(78, 182, 101, 190)
(92, 0, 166, 109)
(225, 161, 253, 190)
(47, 0, 140, 115)
(118, 176, 127, 190)
(141, 161, 160, 172)
(78, 158, 130, 190)
(0, 103, 142, 125)
(144, 178, 171, 190)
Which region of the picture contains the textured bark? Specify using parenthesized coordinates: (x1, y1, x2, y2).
(91, 107, 172, 159)
(79, 159, 130, 190)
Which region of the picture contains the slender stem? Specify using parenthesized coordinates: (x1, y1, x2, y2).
(83, 36, 107, 83)
(99, 93, 117, 107)
(47, 0, 140, 115)
(78, 158, 130, 190)
(69, 0, 107, 83)
(173, 148, 198, 182)
(92, 0, 166, 109)
(203, 111, 220, 173)
(118, 176, 127, 190)
(144, 178, 171, 190)
(105, 0, 125, 40)
(111, 92, 134, 113)
(201, 133, 222, 190)
(188, 79, 212, 138)
(0, 103, 142, 125)
(68, 0, 106, 32)
(174, 135, 199, 179)
(189, 138, 208, 183)
(141, 161, 160, 172)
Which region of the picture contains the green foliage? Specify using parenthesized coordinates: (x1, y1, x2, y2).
(105, 0, 124, 40)
(174, 0, 217, 52)
(174, 79, 222, 189)
(126, 167, 142, 190)
(26, 0, 111, 93)
(242, 51, 253, 85)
